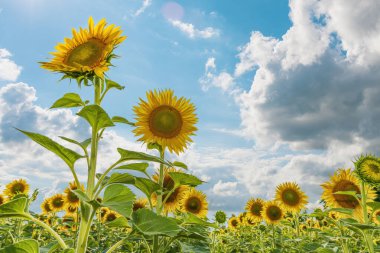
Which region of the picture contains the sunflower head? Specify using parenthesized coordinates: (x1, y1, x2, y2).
(133, 89, 197, 154)
(66, 205, 78, 214)
(40, 16, 126, 79)
(354, 154, 380, 186)
(228, 216, 240, 230)
(179, 188, 208, 218)
(103, 210, 120, 223)
(99, 207, 110, 220)
(49, 194, 67, 212)
(41, 198, 53, 214)
(152, 167, 188, 212)
(321, 168, 376, 221)
(245, 198, 264, 222)
(4, 179, 30, 198)
(0, 194, 7, 205)
(64, 187, 80, 209)
(133, 198, 148, 212)
(262, 201, 284, 225)
(275, 182, 308, 213)
(373, 209, 380, 225)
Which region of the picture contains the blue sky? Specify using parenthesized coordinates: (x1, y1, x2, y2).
(1, 0, 380, 216)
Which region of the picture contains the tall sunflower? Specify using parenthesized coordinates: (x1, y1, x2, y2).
(103, 210, 120, 223)
(0, 194, 6, 205)
(179, 188, 208, 218)
(275, 182, 308, 213)
(262, 201, 284, 225)
(41, 198, 53, 215)
(245, 198, 264, 222)
(40, 16, 126, 78)
(152, 167, 189, 212)
(133, 198, 148, 212)
(321, 168, 376, 220)
(228, 216, 240, 230)
(49, 194, 67, 212)
(354, 155, 380, 186)
(133, 89, 197, 154)
(373, 209, 380, 225)
(64, 182, 83, 209)
(4, 179, 30, 198)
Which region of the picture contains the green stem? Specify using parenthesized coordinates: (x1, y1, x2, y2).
(295, 213, 300, 237)
(271, 225, 275, 249)
(93, 159, 123, 197)
(153, 148, 165, 253)
(360, 181, 374, 253)
(28, 215, 68, 249)
(106, 238, 126, 253)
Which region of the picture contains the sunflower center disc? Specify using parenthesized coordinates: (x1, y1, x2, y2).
(53, 198, 63, 208)
(251, 204, 263, 216)
(231, 219, 238, 227)
(149, 105, 183, 138)
(332, 180, 360, 208)
(368, 163, 380, 173)
(107, 213, 116, 222)
(282, 189, 300, 206)
(65, 38, 105, 67)
(186, 197, 201, 213)
(12, 183, 25, 193)
(68, 191, 79, 202)
(267, 206, 281, 221)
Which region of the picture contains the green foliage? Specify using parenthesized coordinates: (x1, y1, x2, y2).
(102, 184, 135, 217)
(77, 105, 115, 130)
(0, 239, 39, 253)
(50, 93, 87, 109)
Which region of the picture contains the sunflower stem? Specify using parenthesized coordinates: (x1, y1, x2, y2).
(271, 225, 276, 249)
(153, 148, 165, 253)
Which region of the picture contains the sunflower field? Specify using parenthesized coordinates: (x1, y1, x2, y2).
(1, 17, 380, 253)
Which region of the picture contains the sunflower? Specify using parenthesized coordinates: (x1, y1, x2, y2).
(40, 16, 126, 78)
(238, 212, 247, 224)
(133, 198, 148, 212)
(179, 188, 208, 218)
(41, 198, 53, 214)
(373, 209, 380, 225)
(354, 155, 380, 186)
(133, 89, 197, 154)
(66, 205, 78, 214)
(49, 194, 67, 212)
(64, 182, 83, 209)
(4, 179, 30, 198)
(0, 194, 7, 205)
(275, 182, 308, 213)
(245, 216, 258, 226)
(103, 210, 120, 223)
(245, 198, 264, 222)
(152, 168, 189, 212)
(228, 216, 240, 230)
(98, 207, 110, 221)
(321, 169, 376, 220)
(262, 201, 284, 225)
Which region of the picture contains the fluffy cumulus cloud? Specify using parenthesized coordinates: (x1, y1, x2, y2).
(198, 0, 380, 210)
(169, 19, 220, 39)
(0, 49, 22, 81)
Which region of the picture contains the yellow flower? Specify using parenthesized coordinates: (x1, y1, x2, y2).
(354, 155, 380, 185)
(245, 198, 264, 222)
(102, 210, 120, 223)
(4, 179, 30, 198)
(275, 182, 308, 213)
(228, 216, 240, 230)
(133, 89, 197, 154)
(41, 198, 53, 214)
(98, 207, 110, 221)
(49, 194, 67, 212)
(179, 188, 208, 218)
(64, 182, 84, 209)
(133, 198, 148, 212)
(262, 201, 284, 225)
(321, 169, 376, 221)
(40, 16, 126, 78)
(373, 209, 380, 225)
(0, 194, 7, 205)
(151, 168, 189, 213)
(66, 205, 78, 214)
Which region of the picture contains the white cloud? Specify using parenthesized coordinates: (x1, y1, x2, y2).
(169, 19, 219, 39)
(212, 180, 239, 196)
(134, 0, 152, 17)
(200, 57, 236, 92)
(0, 49, 22, 81)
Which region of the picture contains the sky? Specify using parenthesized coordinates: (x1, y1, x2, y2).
(1, 0, 380, 216)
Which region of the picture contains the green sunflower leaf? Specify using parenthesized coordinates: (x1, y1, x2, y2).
(50, 93, 86, 109)
(133, 177, 160, 198)
(102, 184, 135, 218)
(112, 116, 135, 126)
(132, 209, 181, 237)
(0, 239, 39, 253)
(117, 148, 171, 166)
(16, 129, 84, 169)
(367, 201, 380, 212)
(0, 197, 28, 219)
(172, 161, 188, 170)
(168, 172, 203, 187)
(106, 216, 130, 228)
(77, 105, 115, 130)
(114, 163, 149, 174)
(105, 79, 125, 91)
